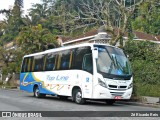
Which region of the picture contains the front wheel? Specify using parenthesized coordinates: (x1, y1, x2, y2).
(74, 89, 85, 104)
(33, 86, 46, 98)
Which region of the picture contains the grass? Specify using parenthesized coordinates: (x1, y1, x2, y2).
(0, 81, 3, 86)
(135, 83, 160, 97)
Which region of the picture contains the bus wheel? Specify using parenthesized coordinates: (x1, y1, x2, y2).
(74, 89, 85, 104)
(33, 86, 46, 98)
(105, 100, 115, 105)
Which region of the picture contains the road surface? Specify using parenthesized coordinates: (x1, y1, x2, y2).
(0, 89, 159, 120)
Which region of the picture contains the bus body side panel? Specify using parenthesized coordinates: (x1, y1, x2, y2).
(20, 72, 34, 93)
(20, 72, 56, 95)
(39, 70, 93, 98)
(80, 71, 93, 99)
(20, 70, 93, 98)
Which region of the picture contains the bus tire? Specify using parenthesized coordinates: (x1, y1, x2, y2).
(105, 100, 115, 105)
(74, 89, 85, 104)
(33, 86, 46, 98)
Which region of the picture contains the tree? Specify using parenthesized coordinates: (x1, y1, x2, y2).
(63, 0, 144, 46)
(15, 0, 23, 8)
(0, 0, 24, 44)
(0, 47, 16, 67)
(124, 40, 160, 96)
(16, 24, 59, 55)
(0, 0, 23, 19)
(132, 0, 160, 35)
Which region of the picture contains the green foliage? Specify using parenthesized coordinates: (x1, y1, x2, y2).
(16, 25, 59, 54)
(124, 40, 160, 96)
(0, 81, 2, 85)
(0, 0, 24, 44)
(132, 1, 160, 35)
(0, 46, 23, 75)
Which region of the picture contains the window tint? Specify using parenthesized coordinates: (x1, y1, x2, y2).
(21, 58, 27, 72)
(33, 55, 44, 72)
(45, 53, 56, 71)
(21, 46, 92, 72)
(82, 53, 93, 74)
(21, 57, 33, 72)
(60, 50, 72, 70)
(74, 47, 92, 70)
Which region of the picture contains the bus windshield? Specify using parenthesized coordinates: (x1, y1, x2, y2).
(95, 45, 132, 80)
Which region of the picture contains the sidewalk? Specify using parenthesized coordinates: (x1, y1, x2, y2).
(118, 96, 160, 108)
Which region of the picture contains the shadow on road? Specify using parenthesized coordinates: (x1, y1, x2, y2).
(24, 95, 124, 107)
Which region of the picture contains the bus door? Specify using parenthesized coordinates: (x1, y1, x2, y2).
(82, 53, 93, 98)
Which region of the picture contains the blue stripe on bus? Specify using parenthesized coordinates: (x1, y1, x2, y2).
(20, 72, 56, 95)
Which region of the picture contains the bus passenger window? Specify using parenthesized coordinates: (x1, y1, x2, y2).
(60, 50, 71, 70)
(21, 57, 32, 72)
(45, 53, 56, 71)
(21, 58, 27, 72)
(34, 55, 44, 72)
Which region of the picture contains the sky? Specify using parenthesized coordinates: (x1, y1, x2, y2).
(0, 0, 42, 20)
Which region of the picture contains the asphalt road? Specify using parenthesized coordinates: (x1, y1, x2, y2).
(0, 89, 159, 120)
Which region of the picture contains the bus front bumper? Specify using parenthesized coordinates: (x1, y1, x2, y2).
(92, 85, 132, 100)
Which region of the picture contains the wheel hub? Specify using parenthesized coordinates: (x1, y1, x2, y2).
(76, 92, 82, 103)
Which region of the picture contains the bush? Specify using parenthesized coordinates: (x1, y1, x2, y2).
(0, 81, 3, 86)
(124, 40, 160, 97)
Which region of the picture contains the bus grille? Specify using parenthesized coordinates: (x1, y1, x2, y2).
(108, 85, 117, 88)
(110, 92, 124, 96)
(108, 85, 127, 89)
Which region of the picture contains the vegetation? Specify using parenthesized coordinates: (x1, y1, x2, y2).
(0, 0, 159, 97)
(132, 0, 160, 35)
(124, 40, 160, 97)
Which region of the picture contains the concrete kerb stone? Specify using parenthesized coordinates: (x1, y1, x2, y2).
(143, 96, 160, 104)
(117, 96, 160, 108)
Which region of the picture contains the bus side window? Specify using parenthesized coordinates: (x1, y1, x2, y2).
(74, 47, 92, 70)
(60, 50, 71, 70)
(28, 57, 33, 72)
(21, 58, 27, 72)
(82, 53, 93, 74)
(21, 57, 32, 72)
(34, 55, 44, 72)
(45, 53, 56, 71)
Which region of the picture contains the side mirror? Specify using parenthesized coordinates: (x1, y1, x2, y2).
(93, 47, 98, 59)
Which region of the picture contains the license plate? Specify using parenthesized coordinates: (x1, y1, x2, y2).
(114, 96, 121, 99)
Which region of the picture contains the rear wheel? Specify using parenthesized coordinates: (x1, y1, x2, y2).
(105, 100, 115, 105)
(33, 86, 46, 98)
(74, 89, 85, 104)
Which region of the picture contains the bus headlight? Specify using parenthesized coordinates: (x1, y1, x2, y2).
(98, 78, 106, 88)
(128, 83, 133, 89)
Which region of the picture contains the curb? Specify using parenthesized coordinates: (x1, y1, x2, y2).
(1, 86, 18, 90)
(117, 101, 160, 108)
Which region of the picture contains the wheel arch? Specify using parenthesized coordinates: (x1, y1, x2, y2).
(33, 84, 39, 92)
(72, 86, 82, 97)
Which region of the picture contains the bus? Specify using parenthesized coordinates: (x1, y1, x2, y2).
(20, 43, 133, 105)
